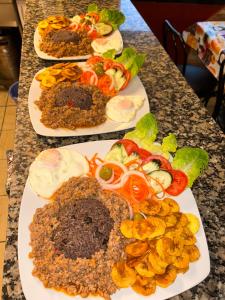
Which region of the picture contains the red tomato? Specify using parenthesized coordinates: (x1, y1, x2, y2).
(115, 139, 139, 155)
(166, 170, 188, 196)
(136, 148, 151, 160)
(79, 71, 93, 85)
(142, 155, 172, 170)
(87, 56, 103, 65)
(120, 70, 131, 90)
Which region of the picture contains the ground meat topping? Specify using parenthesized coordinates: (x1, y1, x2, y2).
(50, 30, 81, 43)
(55, 85, 93, 109)
(51, 198, 114, 259)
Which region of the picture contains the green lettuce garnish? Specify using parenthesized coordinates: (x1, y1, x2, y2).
(116, 48, 146, 78)
(172, 147, 209, 187)
(102, 47, 146, 78)
(124, 113, 158, 145)
(162, 133, 177, 153)
(99, 8, 125, 30)
(87, 3, 98, 12)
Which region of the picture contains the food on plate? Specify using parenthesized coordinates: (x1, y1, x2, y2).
(112, 196, 201, 296)
(106, 95, 145, 122)
(35, 62, 83, 88)
(35, 81, 109, 129)
(29, 177, 130, 299)
(34, 48, 146, 130)
(28, 148, 89, 198)
(37, 4, 125, 57)
(104, 113, 208, 195)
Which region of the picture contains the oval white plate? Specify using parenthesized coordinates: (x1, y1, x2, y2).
(28, 64, 150, 137)
(18, 140, 210, 300)
(34, 28, 123, 60)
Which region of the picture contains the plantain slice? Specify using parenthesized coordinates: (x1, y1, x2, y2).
(147, 217, 166, 239)
(125, 241, 149, 257)
(132, 275, 156, 296)
(161, 214, 178, 228)
(111, 261, 136, 288)
(173, 252, 190, 269)
(155, 265, 177, 288)
(163, 198, 180, 213)
(135, 256, 155, 278)
(185, 213, 200, 234)
(157, 200, 171, 216)
(139, 198, 161, 215)
(184, 245, 200, 262)
(148, 250, 168, 274)
(120, 220, 134, 238)
(132, 219, 155, 240)
(181, 228, 196, 246)
(41, 75, 56, 88)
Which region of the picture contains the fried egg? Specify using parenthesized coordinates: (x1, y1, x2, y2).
(28, 148, 89, 198)
(106, 95, 145, 122)
(91, 32, 123, 54)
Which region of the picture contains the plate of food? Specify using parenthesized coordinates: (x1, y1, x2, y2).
(28, 47, 149, 136)
(18, 113, 210, 300)
(34, 3, 124, 60)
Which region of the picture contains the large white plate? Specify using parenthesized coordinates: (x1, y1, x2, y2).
(28, 65, 150, 137)
(34, 28, 123, 60)
(18, 140, 210, 300)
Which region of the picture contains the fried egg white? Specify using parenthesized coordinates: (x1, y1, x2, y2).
(91, 32, 122, 54)
(106, 95, 145, 122)
(28, 148, 89, 199)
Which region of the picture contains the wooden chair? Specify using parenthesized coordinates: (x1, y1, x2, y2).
(163, 19, 217, 106)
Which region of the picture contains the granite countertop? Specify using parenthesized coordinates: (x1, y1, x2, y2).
(2, 0, 225, 299)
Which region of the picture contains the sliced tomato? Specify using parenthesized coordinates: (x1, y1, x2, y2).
(87, 56, 103, 65)
(120, 70, 131, 90)
(115, 139, 139, 155)
(79, 71, 93, 85)
(88, 29, 100, 40)
(166, 170, 188, 196)
(86, 12, 100, 23)
(97, 74, 116, 96)
(136, 148, 151, 160)
(142, 155, 172, 170)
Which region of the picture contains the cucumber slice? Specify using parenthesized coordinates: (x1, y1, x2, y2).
(143, 160, 160, 174)
(148, 170, 172, 193)
(105, 144, 127, 163)
(95, 23, 113, 35)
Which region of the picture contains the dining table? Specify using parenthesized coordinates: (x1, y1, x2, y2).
(183, 21, 225, 131)
(2, 0, 225, 299)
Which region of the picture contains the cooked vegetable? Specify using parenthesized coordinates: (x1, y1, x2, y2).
(148, 170, 173, 193)
(172, 147, 209, 187)
(162, 133, 177, 153)
(166, 170, 188, 196)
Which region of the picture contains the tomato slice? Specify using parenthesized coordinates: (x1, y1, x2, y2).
(115, 139, 139, 155)
(87, 56, 103, 65)
(142, 155, 172, 170)
(97, 74, 116, 96)
(166, 170, 188, 196)
(79, 71, 93, 85)
(136, 148, 151, 160)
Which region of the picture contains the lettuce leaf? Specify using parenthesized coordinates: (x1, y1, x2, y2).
(87, 3, 98, 13)
(124, 113, 158, 145)
(99, 8, 125, 30)
(102, 49, 116, 59)
(116, 48, 146, 78)
(162, 133, 177, 153)
(172, 147, 209, 187)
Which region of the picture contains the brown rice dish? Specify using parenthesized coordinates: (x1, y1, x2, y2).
(35, 81, 110, 130)
(40, 29, 93, 57)
(29, 177, 129, 299)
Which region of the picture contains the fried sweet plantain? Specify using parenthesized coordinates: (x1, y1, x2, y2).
(132, 219, 155, 240)
(120, 219, 134, 238)
(125, 241, 149, 257)
(132, 275, 156, 296)
(139, 198, 161, 215)
(135, 256, 155, 278)
(111, 261, 136, 288)
(155, 265, 177, 288)
(146, 217, 166, 239)
(184, 245, 200, 262)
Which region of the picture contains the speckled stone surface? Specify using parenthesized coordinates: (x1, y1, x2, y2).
(2, 0, 225, 299)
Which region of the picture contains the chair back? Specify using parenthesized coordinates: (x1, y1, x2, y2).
(163, 20, 188, 75)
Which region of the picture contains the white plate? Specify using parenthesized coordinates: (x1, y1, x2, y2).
(34, 28, 123, 60)
(28, 65, 150, 137)
(18, 140, 210, 300)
